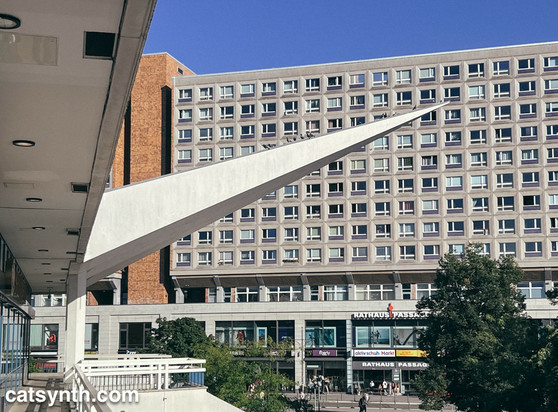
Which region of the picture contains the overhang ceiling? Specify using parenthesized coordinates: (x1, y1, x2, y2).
(0, 0, 156, 293)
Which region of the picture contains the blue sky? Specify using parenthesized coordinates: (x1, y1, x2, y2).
(144, 0, 557, 75)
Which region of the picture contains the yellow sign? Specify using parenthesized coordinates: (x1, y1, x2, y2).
(396, 350, 426, 357)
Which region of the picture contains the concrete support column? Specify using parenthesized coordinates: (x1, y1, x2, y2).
(205, 320, 216, 338)
(258, 286, 266, 302)
(346, 319, 353, 393)
(216, 286, 225, 302)
(302, 285, 311, 301)
(112, 277, 121, 305)
(545, 267, 554, 292)
(175, 287, 185, 303)
(64, 265, 87, 381)
(294, 318, 305, 387)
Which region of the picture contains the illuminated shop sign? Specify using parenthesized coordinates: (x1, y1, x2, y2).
(351, 311, 425, 320)
(395, 349, 426, 357)
(353, 361, 428, 370)
(311, 349, 338, 357)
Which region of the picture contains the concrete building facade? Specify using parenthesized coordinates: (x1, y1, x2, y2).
(31, 42, 558, 393)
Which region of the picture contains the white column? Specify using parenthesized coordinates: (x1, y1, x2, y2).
(294, 319, 305, 387)
(64, 265, 87, 381)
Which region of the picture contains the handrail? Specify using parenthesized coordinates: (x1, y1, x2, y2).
(72, 363, 113, 412)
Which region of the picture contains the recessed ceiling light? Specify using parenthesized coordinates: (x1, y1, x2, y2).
(12, 140, 35, 147)
(41, 262, 51, 266)
(46, 280, 53, 283)
(33, 226, 46, 230)
(26, 197, 43, 203)
(0, 14, 21, 30)
(38, 249, 49, 252)
(43, 272, 52, 275)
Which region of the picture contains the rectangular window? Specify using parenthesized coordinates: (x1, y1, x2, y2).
(518, 58, 535, 72)
(374, 158, 389, 172)
(420, 89, 436, 103)
(422, 177, 438, 190)
(350, 95, 365, 107)
(396, 91, 412, 105)
(198, 251, 212, 265)
(283, 227, 299, 242)
(471, 174, 488, 189)
(284, 100, 299, 115)
(444, 87, 461, 101)
(219, 147, 234, 160)
(445, 153, 462, 168)
(446, 176, 463, 189)
(283, 206, 299, 220)
(519, 81, 536, 95)
(262, 250, 277, 263)
(546, 102, 558, 114)
(178, 129, 193, 142)
(375, 224, 390, 239)
(499, 242, 516, 257)
(219, 126, 234, 140)
(373, 136, 389, 151)
(327, 76, 342, 89)
(198, 148, 213, 162)
(178, 150, 192, 162)
(306, 205, 321, 219)
(373, 93, 388, 107)
(470, 152, 487, 166)
(179, 109, 192, 120)
(521, 149, 539, 164)
(495, 127, 512, 143)
(179, 88, 192, 100)
(443, 65, 460, 78)
(199, 107, 213, 121)
(422, 199, 439, 213)
(421, 155, 438, 168)
(447, 198, 464, 212)
(283, 121, 298, 135)
(494, 105, 511, 120)
(419, 67, 435, 80)
(373, 72, 388, 86)
(519, 103, 537, 117)
(375, 201, 390, 216)
(448, 220, 465, 234)
(496, 151, 513, 166)
(468, 85, 485, 100)
(469, 107, 486, 122)
(472, 220, 490, 235)
(305, 78, 320, 92)
(493, 83, 510, 98)
(349, 73, 365, 86)
(423, 221, 439, 235)
(306, 248, 322, 262)
(400, 245, 416, 260)
(374, 179, 390, 194)
(306, 227, 321, 241)
(199, 87, 213, 100)
(396, 69, 411, 84)
(399, 223, 415, 238)
(283, 80, 298, 93)
(421, 133, 437, 146)
(398, 179, 414, 193)
(397, 156, 414, 171)
(493, 60, 509, 75)
(472, 197, 489, 212)
(376, 246, 392, 261)
(445, 131, 462, 144)
(496, 173, 514, 188)
(497, 196, 515, 211)
(397, 134, 413, 149)
(220, 85, 234, 99)
(468, 63, 484, 77)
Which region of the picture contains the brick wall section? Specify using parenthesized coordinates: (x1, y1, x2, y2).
(111, 54, 193, 305)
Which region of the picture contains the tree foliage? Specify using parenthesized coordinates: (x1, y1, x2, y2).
(145, 317, 293, 412)
(415, 244, 545, 411)
(145, 317, 208, 357)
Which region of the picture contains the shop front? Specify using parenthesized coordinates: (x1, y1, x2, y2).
(350, 310, 428, 394)
(305, 349, 346, 392)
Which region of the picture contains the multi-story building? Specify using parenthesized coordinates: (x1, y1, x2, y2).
(32, 42, 558, 394)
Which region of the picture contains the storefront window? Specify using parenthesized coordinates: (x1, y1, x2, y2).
(305, 327, 336, 347)
(215, 320, 293, 347)
(30, 324, 58, 351)
(119, 322, 151, 351)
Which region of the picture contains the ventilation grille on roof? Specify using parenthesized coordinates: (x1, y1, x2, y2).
(84, 32, 116, 59)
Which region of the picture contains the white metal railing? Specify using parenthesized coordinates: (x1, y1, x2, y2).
(79, 356, 206, 392)
(72, 363, 113, 412)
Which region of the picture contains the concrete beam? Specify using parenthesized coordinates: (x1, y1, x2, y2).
(83, 104, 445, 285)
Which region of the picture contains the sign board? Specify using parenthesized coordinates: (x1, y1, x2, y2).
(311, 349, 338, 357)
(352, 312, 425, 320)
(352, 349, 395, 357)
(396, 349, 426, 357)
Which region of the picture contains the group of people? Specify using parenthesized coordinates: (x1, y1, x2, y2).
(369, 379, 401, 396)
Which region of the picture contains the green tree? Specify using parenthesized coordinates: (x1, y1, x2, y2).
(415, 244, 544, 411)
(145, 317, 208, 357)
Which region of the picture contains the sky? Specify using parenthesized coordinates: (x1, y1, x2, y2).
(143, 0, 558, 75)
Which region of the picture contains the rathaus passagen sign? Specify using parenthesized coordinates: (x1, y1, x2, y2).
(351, 311, 426, 320)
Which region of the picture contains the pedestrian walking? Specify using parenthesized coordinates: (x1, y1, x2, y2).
(358, 394, 367, 412)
